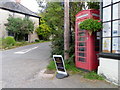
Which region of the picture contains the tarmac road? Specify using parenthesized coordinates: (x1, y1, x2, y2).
(1, 42, 118, 88)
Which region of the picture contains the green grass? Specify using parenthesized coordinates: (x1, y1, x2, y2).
(47, 60, 56, 70)
(47, 60, 104, 80)
(83, 71, 104, 80)
(0, 40, 50, 50)
(47, 60, 83, 74)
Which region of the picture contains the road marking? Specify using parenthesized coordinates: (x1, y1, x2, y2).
(14, 46, 38, 54)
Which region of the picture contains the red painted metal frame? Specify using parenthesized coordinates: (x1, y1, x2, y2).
(75, 9, 100, 71)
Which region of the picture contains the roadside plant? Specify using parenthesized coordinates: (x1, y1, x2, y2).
(2, 36, 16, 49)
(36, 19, 51, 40)
(79, 19, 102, 35)
(3, 36, 16, 46)
(6, 17, 34, 41)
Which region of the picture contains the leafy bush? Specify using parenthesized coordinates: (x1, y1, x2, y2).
(36, 19, 52, 40)
(51, 29, 64, 57)
(2, 36, 16, 49)
(3, 36, 16, 46)
(35, 39, 40, 42)
(79, 19, 102, 35)
(6, 17, 34, 41)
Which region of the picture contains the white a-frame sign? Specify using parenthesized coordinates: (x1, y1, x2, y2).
(53, 55, 69, 79)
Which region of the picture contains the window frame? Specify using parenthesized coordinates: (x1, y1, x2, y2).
(99, 1, 120, 60)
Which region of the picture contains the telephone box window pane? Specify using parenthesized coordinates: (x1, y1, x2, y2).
(79, 42, 85, 46)
(112, 37, 120, 53)
(79, 47, 85, 51)
(103, 22, 111, 37)
(103, 6, 111, 22)
(79, 32, 85, 36)
(102, 38, 111, 53)
(79, 58, 85, 62)
(95, 47, 99, 51)
(113, 20, 120, 36)
(79, 37, 85, 41)
(103, 0, 111, 7)
(113, 3, 119, 20)
(95, 40, 99, 46)
(96, 32, 100, 37)
(79, 53, 85, 57)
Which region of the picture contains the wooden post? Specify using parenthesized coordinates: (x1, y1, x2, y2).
(64, 0, 70, 60)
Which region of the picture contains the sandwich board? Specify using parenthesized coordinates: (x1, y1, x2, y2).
(53, 55, 69, 79)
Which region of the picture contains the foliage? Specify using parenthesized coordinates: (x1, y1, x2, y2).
(51, 29, 64, 57)
(83, 71, 104, 80)
(2, 36, 16, 47)
(47, 56, 82, 74)
(79, 19, 102, 35)
(47, 60, 56, 70)
(40, 2, 64, 56)
(36, 19, 51, 40)
(15, 41, 29, 47)
(35, 39, 40, 42)
(87, 2, 100, 10)
(69, 2, 85, 30)
(6, 17, 34, 41)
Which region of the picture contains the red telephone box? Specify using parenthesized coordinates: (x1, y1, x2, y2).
(75, 9, 100, 71)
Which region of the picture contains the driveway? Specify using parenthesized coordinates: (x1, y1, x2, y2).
(1, 42, 118, 88)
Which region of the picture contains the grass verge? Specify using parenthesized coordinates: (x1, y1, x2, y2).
(0, 40, 50, 50)
(47, 60, 104, 80)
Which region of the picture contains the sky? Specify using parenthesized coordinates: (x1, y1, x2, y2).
(20, 0, 40, 13)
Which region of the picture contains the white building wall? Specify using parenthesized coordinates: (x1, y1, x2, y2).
(98, 58, 119, 85)
(0, 9, 13, 38)
(98, 0, 120, 86)
(14, 13, 25, 18)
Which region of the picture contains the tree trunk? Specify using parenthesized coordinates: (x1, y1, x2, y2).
(64, 0, 70, 60)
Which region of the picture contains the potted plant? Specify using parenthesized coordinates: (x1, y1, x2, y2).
(79, 19, 102, 35)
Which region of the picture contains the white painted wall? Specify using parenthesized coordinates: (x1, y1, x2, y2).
(0, 9, 13, 38)
(98, 58, 119, 85)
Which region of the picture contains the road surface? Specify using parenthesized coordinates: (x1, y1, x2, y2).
(1, 42, 118, 88)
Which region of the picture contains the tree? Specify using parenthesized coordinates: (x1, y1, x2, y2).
(69, 2, 85, 30)
(39, 1, 99, 61)
(36, 19, 52, 40)
(41, 2, 64, 56)
(40, 2, 85, 59)
(6, 17, 34, 41)
(87, 2, 100, 10)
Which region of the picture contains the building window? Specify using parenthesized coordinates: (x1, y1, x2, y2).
(101, 1, 120, 58)
(8, 31, 14, 36)
(25, 15, 29, 19)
